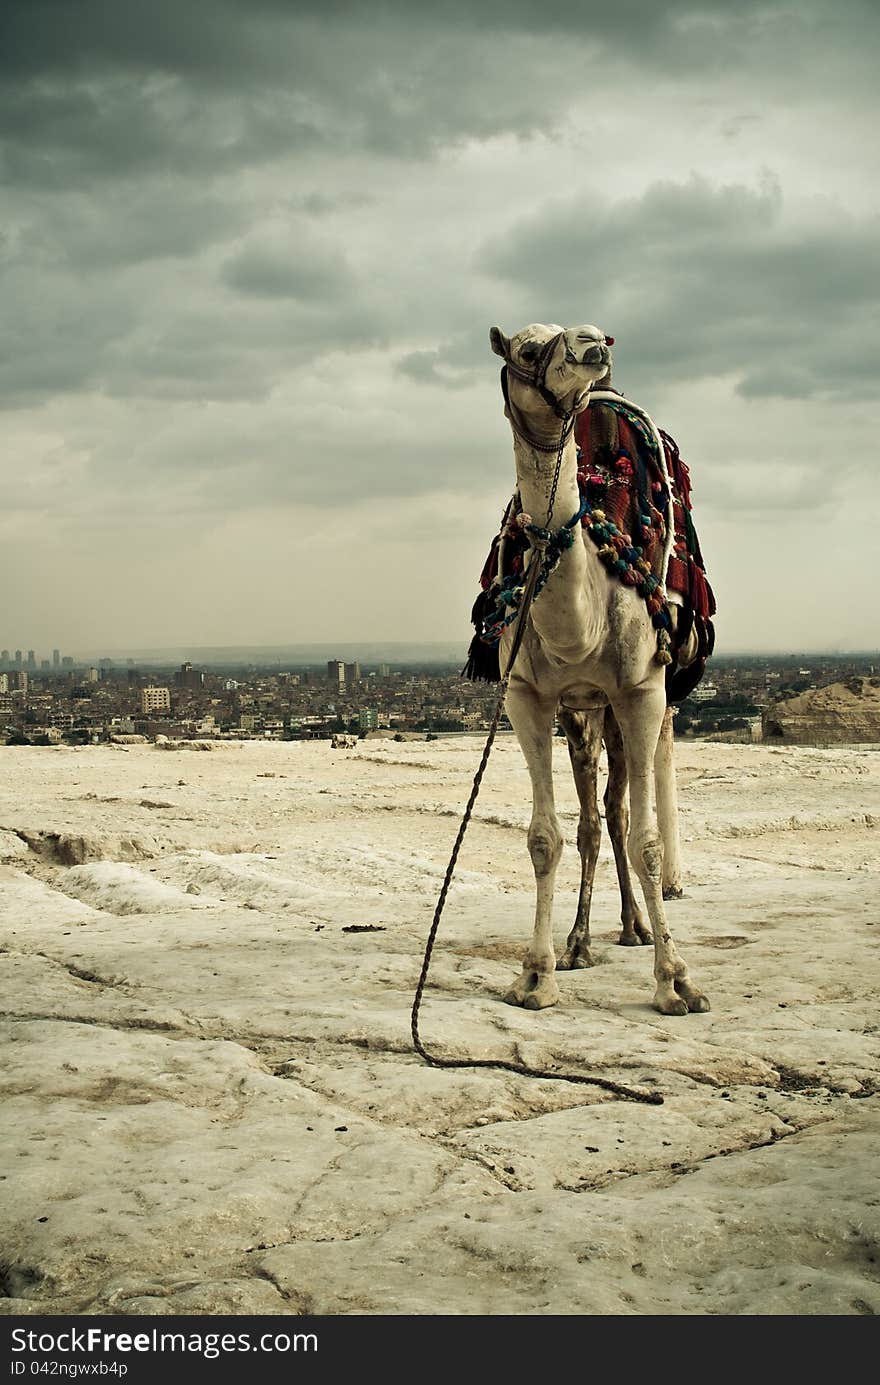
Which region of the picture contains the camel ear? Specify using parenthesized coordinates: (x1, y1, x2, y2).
(489, 327, 509, 358)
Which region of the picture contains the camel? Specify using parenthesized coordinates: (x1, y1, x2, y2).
(490, 321, 708, 1016)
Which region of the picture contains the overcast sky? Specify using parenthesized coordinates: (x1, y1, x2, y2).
(1, 0, 878, 657)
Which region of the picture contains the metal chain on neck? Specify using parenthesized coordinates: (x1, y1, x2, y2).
(411, 408, 663, 1107)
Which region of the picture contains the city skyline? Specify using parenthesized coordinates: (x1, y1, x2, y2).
(2, 3, 878, 653)
(3, 637, 880, 670)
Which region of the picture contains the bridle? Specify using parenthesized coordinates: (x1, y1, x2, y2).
(499, 331, 578, 453)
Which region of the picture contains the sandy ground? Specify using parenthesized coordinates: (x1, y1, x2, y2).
(0, 735, 878, 1316)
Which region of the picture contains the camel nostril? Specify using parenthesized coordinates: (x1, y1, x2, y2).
(606, 336, 615, 346)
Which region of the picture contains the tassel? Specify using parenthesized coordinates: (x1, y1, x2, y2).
(655, 629, 673, 665)
(462, 586, 502, 682)
(462, 633, 501, 683)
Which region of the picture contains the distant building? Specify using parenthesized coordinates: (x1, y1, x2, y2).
(358, 707, 378, 732)
(27, 650, 36, 667)
(53, 649, 60, 667)
(0, 674, 7, 693)
(87, 667, 99, 683)
(14, 650, 22, 666)
(1, 650, 9, 665)
(9, 671, 28, 693)
(344, 661, 361, 686)
(176, 661, 205, 691)
(378, 663, 390, 678)
(41, 659, 51, 670)
(61, 656, 74, 668)
(140, 686, 171, 715)
(327, 659, 345, 688)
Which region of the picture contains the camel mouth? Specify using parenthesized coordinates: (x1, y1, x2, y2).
(581, 344, 610, 367)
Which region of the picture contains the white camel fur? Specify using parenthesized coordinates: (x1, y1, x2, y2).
(491, 321, 708, 1016)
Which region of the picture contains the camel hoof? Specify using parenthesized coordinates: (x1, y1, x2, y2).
(504, 972, 560, 1009)
(557, 948, 595, 970)
(675, 978, 710, 1012)
(618, 928, 653, 947)
(663, 884, 684, 900)
(653, 991, 690, 1016)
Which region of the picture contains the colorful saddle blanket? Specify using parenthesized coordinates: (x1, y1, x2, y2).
(465, 399, 716, 702)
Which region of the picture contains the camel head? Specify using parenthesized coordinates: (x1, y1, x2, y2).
(490, 323, 613, 431)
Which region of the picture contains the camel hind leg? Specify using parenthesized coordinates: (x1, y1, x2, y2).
(556, 705, 603, 969)
(603, 706, 651, 946)
(655, 705, 684, 899)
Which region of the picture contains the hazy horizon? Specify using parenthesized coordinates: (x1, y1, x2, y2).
(4, 640, 878, 669)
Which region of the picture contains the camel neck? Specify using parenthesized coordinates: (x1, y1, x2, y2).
(512, 434, 606, 663)
(512, 433, 579, 532)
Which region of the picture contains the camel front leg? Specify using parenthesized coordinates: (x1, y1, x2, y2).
(603, 706, 651, 946)
(556, 706, 603, 969)
(504, 683, 561, 1009)
(612, 686, 709, 1016)
(655, 706, 684, 898)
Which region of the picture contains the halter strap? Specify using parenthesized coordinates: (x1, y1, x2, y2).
(500, 362, 576, 452)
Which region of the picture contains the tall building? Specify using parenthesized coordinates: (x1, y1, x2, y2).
(10, 671, 28, 693)
(141, 687, 171, 714)
(0, 674, 7, 693)
(176, 661, 205, 690)
(41, 659, 51, 671)
(327, 659, 345, 688)
(26, 650, 36, 668)
(87, 667, 99, 683)
(1, 650, 9, 665)
(61, 656, 74, 668)
(344, 661, 361, 686)
(52, 649, 60, 668)
(14, 650, 22, 666)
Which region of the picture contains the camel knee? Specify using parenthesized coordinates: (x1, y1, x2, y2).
(628, 830, 663, 884)
(527, 822, 563, 876)
(604, 795, 628, 844)
(576, 808, 601, 859)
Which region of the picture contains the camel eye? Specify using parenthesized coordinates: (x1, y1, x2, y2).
(519, 339, 542, 363)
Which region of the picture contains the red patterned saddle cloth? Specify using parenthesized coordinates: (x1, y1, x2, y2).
(481, 401, 714, 622)
(469, 400, 715, 699)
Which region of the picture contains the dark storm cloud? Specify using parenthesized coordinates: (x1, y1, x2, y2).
(11, 185, 244, 271)
(2, 1, 876, 184)
(479, 176, 880, 401)
(0, 259, 136, 405)
(395, 330, 487, 391)
(102, 296, 389, 404)
(4, 1, 874, 79)
(0, 79, 324, 189)
(220, 238, 356, 302)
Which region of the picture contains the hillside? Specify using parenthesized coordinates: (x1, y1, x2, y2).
(764, 677, 880, 744)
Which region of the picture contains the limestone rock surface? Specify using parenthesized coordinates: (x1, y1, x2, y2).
(1, 739, 878, 1315)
